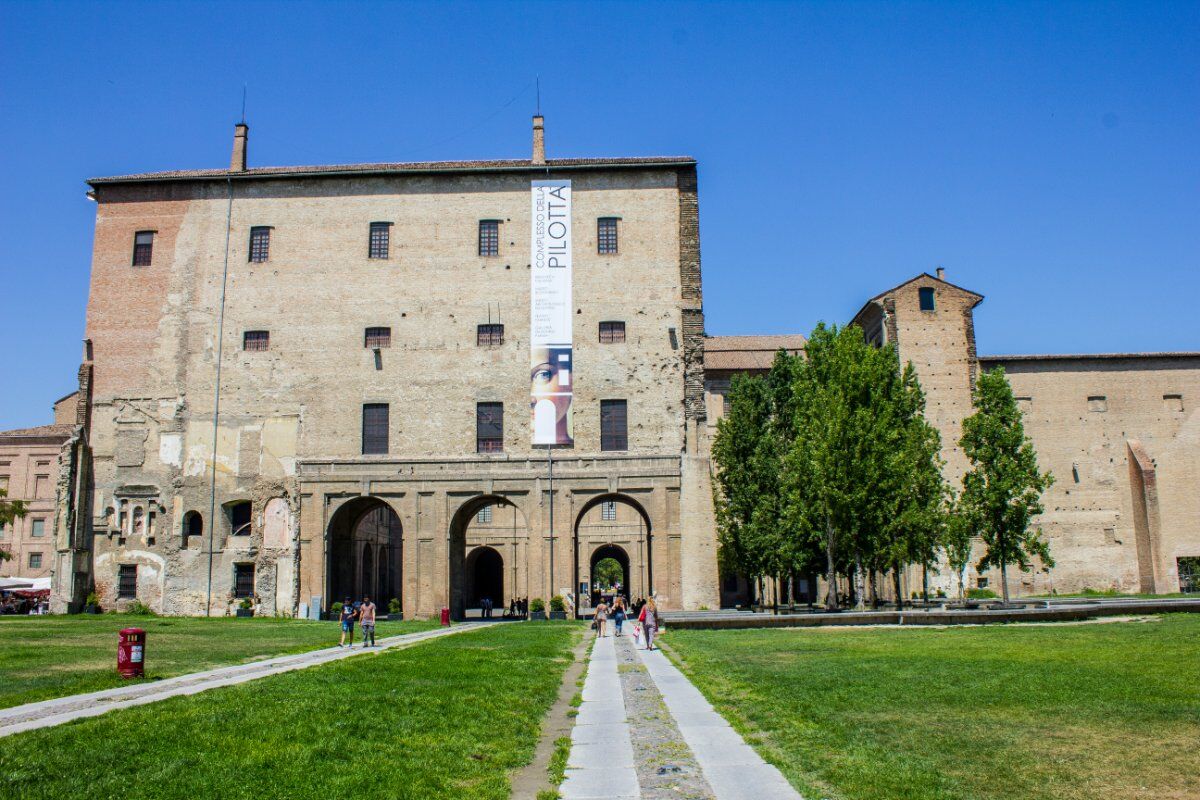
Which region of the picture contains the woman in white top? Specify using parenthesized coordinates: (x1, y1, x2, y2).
(594, 601, 609, 637)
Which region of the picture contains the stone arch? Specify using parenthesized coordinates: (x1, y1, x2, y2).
(590, 543, 631, 605)
(448, 494, 528, 621)
(574, 493, 653, 610)
(464, 546, 504, 613)
(182, 510, 203, 546)
(326, 497, 402, 611)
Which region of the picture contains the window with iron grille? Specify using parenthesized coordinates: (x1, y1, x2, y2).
(234, 563, 255, 598)
(599, 321, 625, 343)
(477, 505, 492, 524)
(598, 217, 619, 254)
(477, 402, 504, 453)
(601, 501, 616, 521)
(600, 400, 628, 451)
(477, 323, 504, 347)
(369, 222, 391, 259)
(243, 330, 270, 351)
(132, 231, 154, 266)
(364, 327, 391, 348)
(118, 564, 137, 598)
(249, 226, 271, 262)
(362, 403, 390, 455)
(28, 552, 42, 569)
(478, 220, 500, 256)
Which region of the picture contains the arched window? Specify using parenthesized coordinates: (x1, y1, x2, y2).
(228, 501, 252, 536)
(183, 511, 203, 543)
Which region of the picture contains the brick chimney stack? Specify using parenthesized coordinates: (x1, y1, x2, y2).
(532, 115, 545, 165)
(936, 267, 946, 281)
(230, 123, 249, 172)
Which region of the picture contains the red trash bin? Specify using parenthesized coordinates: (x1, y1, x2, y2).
(440, 607, 450, 627)
(118, 627, 146, 679)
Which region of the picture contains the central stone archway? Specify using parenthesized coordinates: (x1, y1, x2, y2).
(448, 495, 528, 620)
(574, 494, 653, 612)
(326, 498, 402, 611)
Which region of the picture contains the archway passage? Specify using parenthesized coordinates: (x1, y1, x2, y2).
(590, 544, 631, 606)
(465, 546, 504, 617)
(327, 498, 402, 612)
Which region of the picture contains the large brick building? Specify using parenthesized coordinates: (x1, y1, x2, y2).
(46, 120, 1199, 614)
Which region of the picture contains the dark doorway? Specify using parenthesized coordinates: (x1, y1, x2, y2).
(466, 546, 504, 613)
(590, 544, 630, 604)
(327, 499, 402, 611)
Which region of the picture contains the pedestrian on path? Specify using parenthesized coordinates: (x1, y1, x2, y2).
(638, 598, 659, 650)
(338, 597, 357, 648)
(594, 600, 609, 636)
(612, 597, 626, 636)
(359, 596, 377, 647)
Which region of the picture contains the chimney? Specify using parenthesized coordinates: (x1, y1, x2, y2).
(230, 123, 249, 172)
(936, 267, 945, 281)
(532, 115, 545, 165)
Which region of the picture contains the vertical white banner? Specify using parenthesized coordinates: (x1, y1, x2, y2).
(530, 179, 573, 446)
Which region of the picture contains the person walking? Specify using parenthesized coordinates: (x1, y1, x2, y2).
(360, 595, 377, 648)
(612, 597, 626, 637)
(638, 598, 659, 650)
(338, 597, 357, 648)
(594, 600, 609, 637)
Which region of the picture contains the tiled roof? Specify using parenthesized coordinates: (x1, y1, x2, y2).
(0, 423, 74, 440)
(705, 334, 807, 372)
(88, 156, 696, 186)
(980, 352, 1200, 362)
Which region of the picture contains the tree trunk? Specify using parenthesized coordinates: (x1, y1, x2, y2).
(893, 567, 903, 610)
(825, 514, 838, 611)
(922, 563, 929, 604)
(1001, 561, 1010, 605)
(854, 556, 866, 610)
(869, 570, 879, 608)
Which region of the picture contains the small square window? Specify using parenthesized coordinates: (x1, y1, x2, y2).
(599, 321, 625, 343)
(598, 218, 619, 255)
(477, 505, 493, 524)
(601, 501, 616, 521)
(234, 563, 256, 598)
(132, 231, 154, 266)
(976, 576, 989, 589)
(1088, 396, 1108, 413)
(1164, 394, 1183, 412)
(118, 564, 138, 598)
(243, 330, 270, 351)
(369, 222, 391, 259)
(31, 519, 45, 537)
(918, 287, 936, 311)
(28, 552, 43, 569)
(249, 227, 271, 263)
(477, 324, 504, 347)
(365, 327, 391, 348)
(478, 220, 500, 257)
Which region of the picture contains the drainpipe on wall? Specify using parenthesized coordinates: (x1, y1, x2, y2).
(205, 175, 235, 615)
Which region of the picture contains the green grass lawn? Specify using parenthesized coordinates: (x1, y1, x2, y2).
(1, 621, 581, 800)
(0, 613, 437, 709)
(665, 615, 1199, 800)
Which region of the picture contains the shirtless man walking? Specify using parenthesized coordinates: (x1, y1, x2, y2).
(359, 595, 377, 648)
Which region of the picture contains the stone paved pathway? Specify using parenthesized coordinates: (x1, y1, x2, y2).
(561, 628, 802, 800)
(0, 622, 495, 738)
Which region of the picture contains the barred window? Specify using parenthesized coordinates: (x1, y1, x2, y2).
(118, 564, 138, 598)
(601, 501, 616, 521)
(249, 226, 271, 262)
(364, 327, 391, 348)
(600, 400, 628, 451)
(234, 563, 255, 598)
(28, 552, 43, 569)
(477, 505, 493, 524)
(598, 217, 619, 254)
(599, 321, 625, 343)
(369, 222, 391, 259)
(243, 330, 270, 351)
(477, 402, 503, 453)
(362, 403, 390, 455)
(477, 323, 504, 347)
(478, 220, 500, 256)
(132, 231, 154, 266)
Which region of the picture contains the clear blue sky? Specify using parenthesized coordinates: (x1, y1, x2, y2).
(1, 1, 1196, 429)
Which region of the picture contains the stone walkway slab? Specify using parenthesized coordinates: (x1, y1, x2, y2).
(561, 633, 640, 799)
(0, 622, 494, 738)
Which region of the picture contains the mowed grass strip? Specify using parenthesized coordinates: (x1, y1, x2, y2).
(664, 614, 1200, 800)
(0, 614, 437, 709)
(1, 621, 580, 800)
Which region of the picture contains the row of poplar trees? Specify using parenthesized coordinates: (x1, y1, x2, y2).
(711, 323, 1055, 608)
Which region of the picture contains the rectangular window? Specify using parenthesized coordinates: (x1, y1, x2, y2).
(28, 552, 42, 569)
(362, 403, 390, 455)
(249, 226, 271, 263)
(598, 217, 619, 254)
(368, 222, 391, 259)
(477, 323, 504, 347)
(243, 330, 270, 351)
(118, 564, 138, 598)
(364, 327, 391, 348)
(132, 231, 154, 266)
(601, 400, 628, 451)
(918, 287, 936, 311)
(31, 519, 45, 538)
(234, 563, 256, 598)
(34, 475, 49, 498)
(476, 402, 504, 453)
(599, 321, 626, 343)
(477, 505, 493, 524)
(1088, 395, 1108, 413)
(601, 501, 616, 521)
(1164, 394, 1184, 412)
(478, 220, 500, 257)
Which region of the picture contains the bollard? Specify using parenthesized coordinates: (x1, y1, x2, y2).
(117, 627, 146, 679)
(440, 607, 450, 627)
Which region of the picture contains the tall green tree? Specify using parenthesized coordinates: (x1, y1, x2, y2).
(943, 494, 974, 600)
(0, 489, 28, 564)
(959, 367, 1055, 604)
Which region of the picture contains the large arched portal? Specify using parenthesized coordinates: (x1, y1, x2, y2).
(574, 494, 652, 613)
(448, 495, 527, 621)
(327, 498, 402, 611)
(590, 544, 631, 606)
